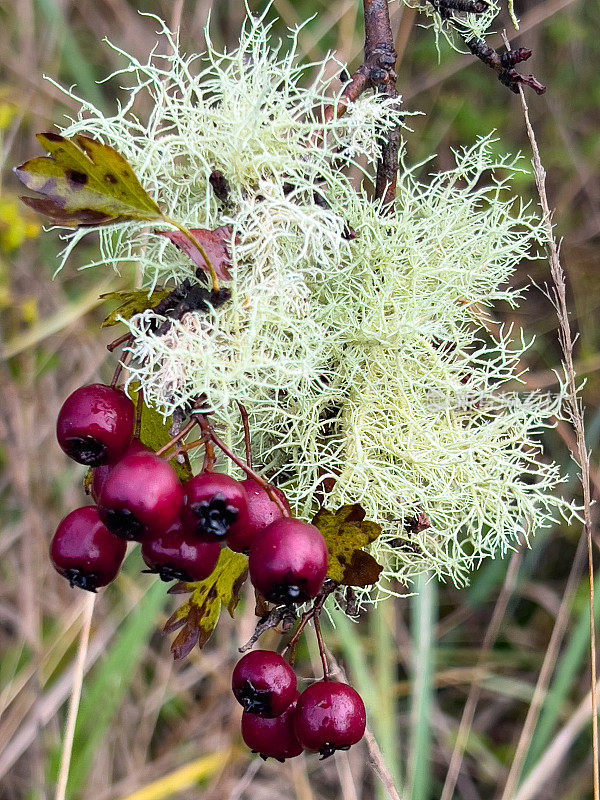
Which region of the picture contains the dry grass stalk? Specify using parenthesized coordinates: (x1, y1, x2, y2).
(54, 593, 95, 800)
(505, 31, 599, 800)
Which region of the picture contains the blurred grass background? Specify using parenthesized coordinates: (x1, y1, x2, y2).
(1, 0, 599, 798)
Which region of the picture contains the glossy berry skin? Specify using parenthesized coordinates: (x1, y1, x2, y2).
(182, 472, 249, 543)
(232, 650, 297, 717)
(227, 479, 290, 554)
(241, 697, 303, 762)
(57, 384, 135, 466)
(141, 520, 220, 582)
(98, 451, 184, 541)
(50, 506, 127, 592)
(248, 518, 328, 605)
(294, 681, 366, 758)
(90, 439, 147, 503)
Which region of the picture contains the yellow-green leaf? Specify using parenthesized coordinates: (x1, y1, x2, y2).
(101, 289, 171, 327)
(312, 504, 383, 587)
(164, 550, 248, 659)
(14, 132, 163, 227)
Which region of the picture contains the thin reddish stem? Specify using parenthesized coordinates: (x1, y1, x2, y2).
(195, 414, 290, 516)
(106, 332, 133, 352)
(313, 614, 329, 680)
(155, 418, 199, 457)
(134, 390, 143, 439)
(237, 401, 252, 469)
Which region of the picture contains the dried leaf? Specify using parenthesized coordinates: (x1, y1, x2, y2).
(342, 549, 383, 588)
(158, 225, 235, 280)
(101, 289, 171, 327)
(312, 504, 383, 587)
(14, 132, 163, 227)
(164, 549, 248, 659)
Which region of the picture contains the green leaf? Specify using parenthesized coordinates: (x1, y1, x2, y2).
(14, 132, 163, 227)
(101, 288, 171, 327)
(126, 382, 192, 482)
(164, 550, 248, 659)
(312, 504, 383, 587)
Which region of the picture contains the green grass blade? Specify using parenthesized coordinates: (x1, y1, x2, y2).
(371, 602, 402, 796)
(408, 574, 437, 800)
(34, 0, 106, 111)
(521, 570, 600, 776)
(328, 608, 403, 795)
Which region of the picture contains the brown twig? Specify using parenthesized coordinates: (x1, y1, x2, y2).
(465, 36, 546, 95)
(321, 0, 400, 207)
(504, 31, 598, 800)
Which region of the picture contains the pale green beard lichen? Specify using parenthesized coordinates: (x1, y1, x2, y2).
(51, 11, 573, 603)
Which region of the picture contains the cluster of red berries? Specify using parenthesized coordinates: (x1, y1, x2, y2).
(232, 650, 366, 761)
(51, 381, 366, 760)
(51, 382, 329, 596)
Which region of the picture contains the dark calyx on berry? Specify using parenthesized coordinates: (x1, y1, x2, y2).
(248, 518, 328, 605)
(50, 506, 127, 592)
(237, 684, 272, 715)
(192, 493, 238, 539)
(294, 681, 366, 758)
(64, 436, 107, 465)
(182, 473, 249, 542)
(227, 479, 290, 554)
(232, 650, 297, 718)
(98, 451, 184, 542)
(64, 568, 100, 592)
(241, 697, 303, 762)
(141, 521, 221, 582)
(100, 508, 145, 541)
(56, 383, 135, 466)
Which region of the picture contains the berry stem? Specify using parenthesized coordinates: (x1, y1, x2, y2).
(134, 389, 143, 439)
(282, 584, 334, 664)
(237, 401, 252, 469)
(106, 332, 133, 352)
(163, 217, 220, 293)
(109, 350, 132, 389)
(313, 614, 329, 680)
(281, 606, 314, 665)
(202, 436, 216, 472)
(195, 414, 290, 517)
(155, 417, 199, 457)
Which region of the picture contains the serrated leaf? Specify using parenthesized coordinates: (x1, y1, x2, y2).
(312, 504, 383, 587)
(126, 382, 192, 483)
(101, 288, 171, 327)
(164, 549, 248, 659)
(158, 225, 234, 280)
(14, 132, 163, 227)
